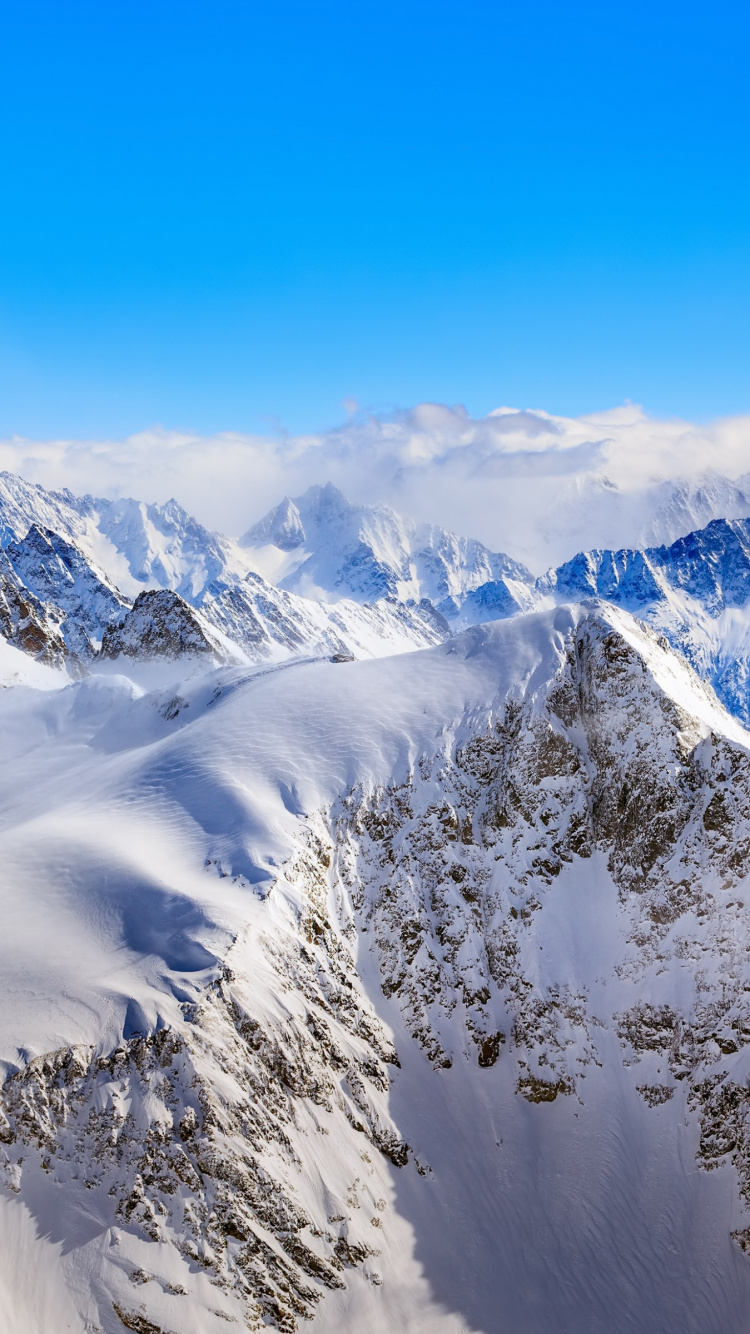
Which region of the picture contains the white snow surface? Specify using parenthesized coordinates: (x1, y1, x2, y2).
(0, 607, 585, 1068)
(0, 636, 68, 690)
(3, 603, 750, 1331)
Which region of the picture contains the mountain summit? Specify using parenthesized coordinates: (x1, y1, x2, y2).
(241, 482, 535, 616)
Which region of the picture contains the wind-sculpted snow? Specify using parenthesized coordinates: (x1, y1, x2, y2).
(3, 607, 750, 1330)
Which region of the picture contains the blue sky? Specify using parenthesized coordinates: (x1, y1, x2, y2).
(1, 0, 749, 438)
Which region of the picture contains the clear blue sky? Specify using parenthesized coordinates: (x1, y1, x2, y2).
(1, 0, 749, 438)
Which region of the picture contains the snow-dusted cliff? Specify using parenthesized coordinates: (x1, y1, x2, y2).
(3, 605, 750, 1332)
(540, 518, 750, 724)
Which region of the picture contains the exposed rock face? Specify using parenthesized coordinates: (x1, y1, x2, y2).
(100, 590, 229, 662)
(5, 524, 129, 657)
(0, 550, 69, 667)
(0, 827, 403, 1332)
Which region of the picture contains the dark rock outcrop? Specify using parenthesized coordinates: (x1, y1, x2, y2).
(100, 589, 228, 662)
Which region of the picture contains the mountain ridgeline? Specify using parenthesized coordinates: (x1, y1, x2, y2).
(4, 604, 750, 1332)
(2, 471, 750, 723)
(5, 469, 750, 1330)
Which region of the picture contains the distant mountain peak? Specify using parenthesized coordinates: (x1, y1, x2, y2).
(242, 495, 306, 551)
(241, 482, 533, 613)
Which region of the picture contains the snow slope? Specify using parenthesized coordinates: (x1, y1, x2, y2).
(3, 605, 750, 1331)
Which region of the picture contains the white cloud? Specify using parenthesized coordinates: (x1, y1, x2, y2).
(3, 402, 750, 572)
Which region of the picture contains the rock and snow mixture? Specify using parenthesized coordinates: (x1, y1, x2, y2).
(5, 470, 750, 722)
(5, 472, 750, 1330)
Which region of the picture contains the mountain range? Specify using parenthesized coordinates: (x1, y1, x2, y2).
(5, 471, 750, 1331)
(4, 470, 750, 726)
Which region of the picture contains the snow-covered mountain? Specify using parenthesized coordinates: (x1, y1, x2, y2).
(491, 467, 750, 570)
(3, 605, 750, 1332)
(539, 518, 750, 724)
(241, 482, 536, 619)
(237, 483, 750, 672)
(9, 462, 750, 1329)
(10, 469, 750, 737)
(0, 472, 525, 632)
(0, 470, 254, 602)
(0, 474, 451, 671)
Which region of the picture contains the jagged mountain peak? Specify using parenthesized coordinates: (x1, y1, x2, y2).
(99, 588, 235, 664)
(0, 472, 257, 606)
(243, 494, 306, 551)
(242, 480, 534, 612)
(91, 493, 250, 601)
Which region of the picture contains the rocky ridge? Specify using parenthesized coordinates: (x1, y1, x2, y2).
(100, 590, 235, 664)
(0, 859, 403, 1332)
(537, 518, 750, 724)
(5, 607, 750, 1330)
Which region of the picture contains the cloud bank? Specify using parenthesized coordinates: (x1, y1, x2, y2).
(3, 402, 750, 572)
